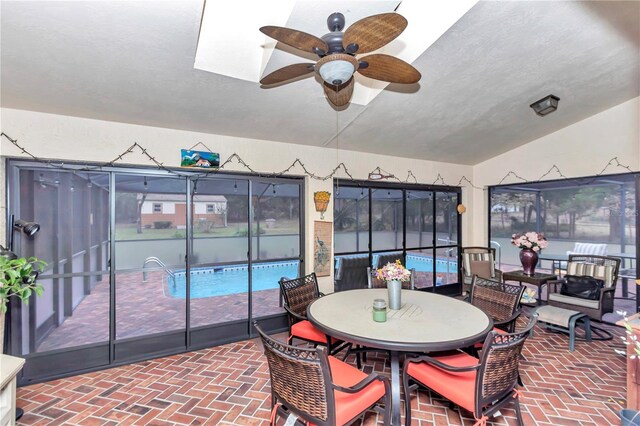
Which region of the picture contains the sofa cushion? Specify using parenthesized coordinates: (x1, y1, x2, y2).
(548, 293, 600, 309)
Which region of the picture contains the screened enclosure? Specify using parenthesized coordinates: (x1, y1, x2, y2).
(5, 160, 303, 384)
(489, 172, 639, 323)
(334, 181, 461, 292)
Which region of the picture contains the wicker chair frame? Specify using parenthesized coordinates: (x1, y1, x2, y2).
(546, 254, 621, 321)
(278, 273, 326, 344)
(254, 323, 391, 426)
(403, 315, 537, 426)
(470, 276, 525, 332)
(279, 273, 321, 323)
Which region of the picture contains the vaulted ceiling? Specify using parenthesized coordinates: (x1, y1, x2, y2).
(1, 1, 638, 165)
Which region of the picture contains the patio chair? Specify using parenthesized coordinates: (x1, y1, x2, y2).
(374, 252, 404, 269)
(279, 273, 340, 350)
(402, 314, 537, 426)
(366, 266, 415, 290)
(469, 276, 525, 333)
(254, 322, 391, 426)
(334, 255, 369, 292)
(552, 242, 609, 273)
(567, 242, 608, 256)
(546, 254, 621, 321)
(461, 247, 503, 295)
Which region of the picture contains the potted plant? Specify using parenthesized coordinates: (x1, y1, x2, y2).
(510, 231, 548, 275)
(0, 254, 46, 354)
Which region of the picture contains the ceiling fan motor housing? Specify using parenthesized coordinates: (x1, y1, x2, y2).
(321, 31, 347, 54)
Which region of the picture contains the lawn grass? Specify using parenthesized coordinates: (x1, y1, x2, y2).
(115, 220, 299, 240)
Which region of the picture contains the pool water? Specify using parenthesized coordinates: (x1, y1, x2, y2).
(406, 254, 457, 274)
(167, 261, 299, 298)
(371, 253, 458, 273)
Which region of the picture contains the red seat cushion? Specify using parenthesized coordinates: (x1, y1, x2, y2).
(291, 320, 329, 344)
(405, 352, 479, 413)
(328, 356, 386, 425)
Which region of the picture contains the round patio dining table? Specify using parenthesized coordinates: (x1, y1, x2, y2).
(307, 289, 493, 426)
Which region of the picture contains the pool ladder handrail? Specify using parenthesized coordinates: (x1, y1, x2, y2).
(142, 257, 175, 282)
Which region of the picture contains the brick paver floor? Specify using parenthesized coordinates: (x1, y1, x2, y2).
(17, 320, 626, 425)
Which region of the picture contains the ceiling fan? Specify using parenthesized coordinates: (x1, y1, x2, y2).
(259, 11, 421, 107)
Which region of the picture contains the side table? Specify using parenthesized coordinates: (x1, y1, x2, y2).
(502, 270, 557, 306)
(1, 354, 25, 426)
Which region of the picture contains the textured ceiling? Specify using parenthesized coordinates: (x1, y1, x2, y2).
(1, 1, 638, 165)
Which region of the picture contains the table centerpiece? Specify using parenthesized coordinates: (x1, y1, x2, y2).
(376, 260, 411, 310)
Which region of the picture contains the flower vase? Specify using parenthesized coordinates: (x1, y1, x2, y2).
(387, 280, 402, 310)
(519, 248, 539, 276)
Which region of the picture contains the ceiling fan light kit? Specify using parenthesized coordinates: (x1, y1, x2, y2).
(259, 11, 421, 107)
(317, 54, 358, 86)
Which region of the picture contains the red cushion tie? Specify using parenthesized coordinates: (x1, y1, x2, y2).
(270, 402, 281, 425)
(513, 388, 523, 399)
(270, 402, 314, 426)
(473, 415, 489, 426)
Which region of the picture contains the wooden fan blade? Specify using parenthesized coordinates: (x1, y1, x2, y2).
(343, 13, 407, 54)
(260, 63, 315, 85)
(260, 26, 328, 54)
(323, 78, 354, 107)
(357, 54, 421, 84)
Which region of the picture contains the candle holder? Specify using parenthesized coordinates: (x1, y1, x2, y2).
(372, 298, 387, 322)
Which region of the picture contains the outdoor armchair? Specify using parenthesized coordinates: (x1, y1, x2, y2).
(254, 322, 391, 426)
(567, 242, 608, 256)
(374, 252, 404, 269)
(366, 266, 415, 290)
(279, 273, 342, 351)
(402, 314, 537, 426)
(545, 254, 621, 321)
(461, 247, 503, 295)
(334, 255, 369, 292)
(553, 242, 609, 272)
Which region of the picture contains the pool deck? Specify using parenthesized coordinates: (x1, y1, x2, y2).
(36, 271, 284, 353)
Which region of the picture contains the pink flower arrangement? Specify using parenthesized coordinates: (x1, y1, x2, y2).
(376, 260, 412, 282)
(511, 231, 548, 252)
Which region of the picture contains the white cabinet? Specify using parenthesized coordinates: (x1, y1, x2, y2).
(0, 355, 25, 426)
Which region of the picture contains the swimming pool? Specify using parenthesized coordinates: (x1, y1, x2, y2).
(406, 254, 458, 273)
(167, 261, 299, 298)
(370, 253, 458, 273)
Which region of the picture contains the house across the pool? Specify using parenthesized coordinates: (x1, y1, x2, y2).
(139, 194, 228, 229)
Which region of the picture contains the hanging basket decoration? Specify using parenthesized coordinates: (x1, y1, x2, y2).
(314, 191, 331, 219)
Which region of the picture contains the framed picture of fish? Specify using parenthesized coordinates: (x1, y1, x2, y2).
(180, 149, 220, 168)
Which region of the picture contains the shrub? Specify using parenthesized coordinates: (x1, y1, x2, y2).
(154, 221, 172, 229)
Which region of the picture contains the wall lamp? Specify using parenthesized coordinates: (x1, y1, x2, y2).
(8, 216, 41, 252)
(530, 94, 560, 117)
(14, 220, 40, 237)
